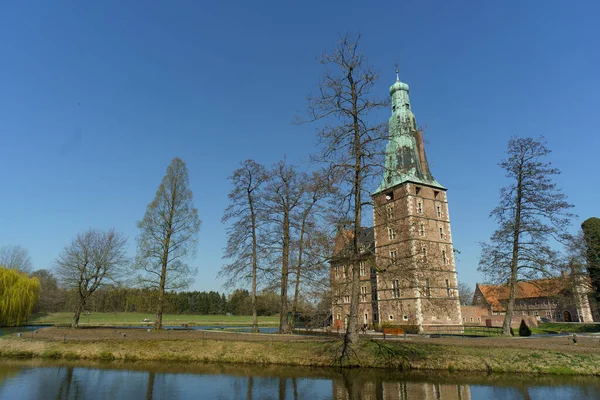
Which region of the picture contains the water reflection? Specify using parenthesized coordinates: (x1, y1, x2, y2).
(0, 361, 599, 400)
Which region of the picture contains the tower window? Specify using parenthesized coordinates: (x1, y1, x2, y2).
(359, 262, 366, 276)
(419, 223, 425, 236)
(415, 186, 421, 195)
(386, 205, 394, 220)
(344, 296, 350, 304)
(390, 250, 397, 263)
(385, 192, 394, 201)
(446, 279, 452, 297)
(417, 202, 423, 214)
(392, 280, 401, 298)
(437, 205, 442, 218)
(424, 279, 431, 297)
(388, 227, 397, 240)
(442, 250, 448, 265)
(439, 227, 444, 239)
(421, 247, 427, 262)
(361, 286, 367, 302)
(389, 315, 394, 321)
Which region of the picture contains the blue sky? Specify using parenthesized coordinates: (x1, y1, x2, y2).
(1, 1, 598, 294)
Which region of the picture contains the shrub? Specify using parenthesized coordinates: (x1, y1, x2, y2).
(519, 320, 532, 336)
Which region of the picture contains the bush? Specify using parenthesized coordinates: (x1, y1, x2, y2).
(519, 320, 532, 336)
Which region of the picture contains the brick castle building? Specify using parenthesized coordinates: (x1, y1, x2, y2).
(331, 74, 463, 333)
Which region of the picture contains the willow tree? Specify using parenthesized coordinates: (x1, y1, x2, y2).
(0, 267, 40, 326)
(479, 136, 574, 336)
(301, 34, 388, 350)
(136, 157, 201, 330)
(56, 229, 129, 328)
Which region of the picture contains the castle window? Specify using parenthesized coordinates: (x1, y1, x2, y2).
(361, 286, 367, 302)
(344, 296, 350, 304)
(470, 317, 473, 323)
(446, 279, 452, 297)
(424, 279, 431, 297)
(437, 205, 442, 218)
(385, 191, 394, 201)
(392, 280, 401, 298)
(415, 186, 421, 195)
(442, 250, 448, 265)
(388, 227, 396, 240)
(342, 266, 348, 279)
(386, 205, 394, 220)
(389, 315, 394, 321)
(439, 227, 444, 239)
(417, 202, 423, 214)
(390, 250, 397, 263)
(359, 262, 366, 276)
(403, 315, 409, 321)
(434, 190, 439, 198)
(421, 247, 427, 262)
(419, 223, 425, 236)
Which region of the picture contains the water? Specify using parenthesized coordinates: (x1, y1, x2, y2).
(0, 326, 44, 337)
(0, 360, 598, 400)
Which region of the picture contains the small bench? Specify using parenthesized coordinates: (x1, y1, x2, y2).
(383, 327, 404, 337)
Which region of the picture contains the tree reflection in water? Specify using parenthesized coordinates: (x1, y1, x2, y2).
(0, 361, 598, 400)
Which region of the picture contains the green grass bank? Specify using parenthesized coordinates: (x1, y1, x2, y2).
(1, 328, 599, 376)
(28, 312, 279, 327)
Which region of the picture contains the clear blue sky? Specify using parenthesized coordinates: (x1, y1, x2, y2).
(1, 1, 598, 294)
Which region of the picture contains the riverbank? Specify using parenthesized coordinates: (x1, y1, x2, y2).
(28, 312, 279, 327)
(1, 327, 599, 375)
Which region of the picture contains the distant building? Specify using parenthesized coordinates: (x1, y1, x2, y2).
(472, 272, 599, 323)
(330, 74, 462, 333)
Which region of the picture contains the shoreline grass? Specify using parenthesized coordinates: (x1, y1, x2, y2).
(1, 332, 599, 376)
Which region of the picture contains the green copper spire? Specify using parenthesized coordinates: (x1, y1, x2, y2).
(374, 73, 444, 195)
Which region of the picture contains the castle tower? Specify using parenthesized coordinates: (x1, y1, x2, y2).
(371, 73, 462, 332)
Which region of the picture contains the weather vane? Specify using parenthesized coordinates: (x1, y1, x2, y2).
(395, 61, 399, 81)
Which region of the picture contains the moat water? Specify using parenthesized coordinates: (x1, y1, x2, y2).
(0, 359, 599, 400)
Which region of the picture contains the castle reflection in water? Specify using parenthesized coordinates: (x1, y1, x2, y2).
(333, 380, 470, 400)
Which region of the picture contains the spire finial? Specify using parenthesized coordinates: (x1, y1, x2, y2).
(395, 62, 399, 82)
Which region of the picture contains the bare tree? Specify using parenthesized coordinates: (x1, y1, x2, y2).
(135, 157, 201, 330)
(220, 159, 269, 333)
(290, 170, 334, 324)
(300, 34, 388, 349)
(0, 244, 33, 273)
(479, 136, 574, 336)
(55, 229, 128, 327)
(263, 160, 303, 333)
(458, 282, 474, 306)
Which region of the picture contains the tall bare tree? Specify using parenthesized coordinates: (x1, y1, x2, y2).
(55, 229, 128, 327)
(263, 160, 303, 333)
(290, 170, 334, 324)
(220, 159, 269, 333)
(479, 136, 574, 336)
(0, 244, 33, 273)
(136, 157, 201, 330)
(458, 282, 474, 306)
(301, 34, 388, 349)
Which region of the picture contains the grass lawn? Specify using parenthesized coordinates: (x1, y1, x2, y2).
(28, 312, 279, 327)
(530, 322, 600, 335)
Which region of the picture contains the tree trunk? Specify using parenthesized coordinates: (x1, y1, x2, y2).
(345, 93, 362, 345)
(279, 210, 291, 334)
(155, 267, 166, 330)
(250, 191, 259, 333)
(502, 168, 523, 336)
(292, 213, 309, 327)
(72, 300, 85, 328)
